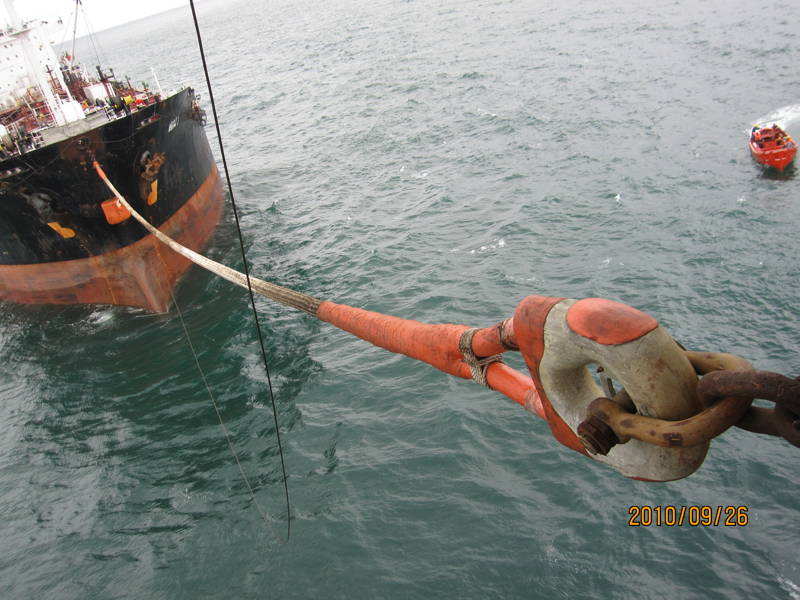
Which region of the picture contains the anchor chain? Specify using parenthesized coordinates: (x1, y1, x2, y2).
(577, 354, 800, 455)
(698, 370, 800, 445)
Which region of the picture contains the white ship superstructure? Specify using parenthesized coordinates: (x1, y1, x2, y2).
(0, 0, 161, 154)
(0, 0, 84, 127)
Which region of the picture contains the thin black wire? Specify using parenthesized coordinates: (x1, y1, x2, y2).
(188, 0, 290, 539)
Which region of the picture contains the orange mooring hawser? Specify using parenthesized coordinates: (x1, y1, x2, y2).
(317, 300, 542, 415)
(317, 295, 706, 482)
(94, 143, 799, 484)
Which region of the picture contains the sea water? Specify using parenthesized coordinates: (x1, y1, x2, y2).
(1, 0, 799, 597)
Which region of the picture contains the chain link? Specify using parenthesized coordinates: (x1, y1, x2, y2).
(577, 350, 800, 455)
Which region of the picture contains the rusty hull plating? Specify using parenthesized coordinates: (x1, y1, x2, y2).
(0, 166, 223, 313)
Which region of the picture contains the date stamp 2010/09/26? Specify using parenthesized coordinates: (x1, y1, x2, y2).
(628, 505, 749, 527)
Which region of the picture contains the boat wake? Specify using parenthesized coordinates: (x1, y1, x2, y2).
(751, 104, 800, 132)
(83, 308, 116, 328)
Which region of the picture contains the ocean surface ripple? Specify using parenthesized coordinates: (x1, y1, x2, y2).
(1, 0, 799, 598)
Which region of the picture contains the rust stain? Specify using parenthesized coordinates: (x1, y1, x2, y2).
(141, 152, 166, 182)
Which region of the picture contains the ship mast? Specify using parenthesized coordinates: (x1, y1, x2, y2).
(70, 0, 80, 66)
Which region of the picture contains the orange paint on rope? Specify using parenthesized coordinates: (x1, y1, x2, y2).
(318, 301, 473, 379)
(484, 362, 543, 418)
(470, 318, 516, 356)
(316, 301, 542, 416)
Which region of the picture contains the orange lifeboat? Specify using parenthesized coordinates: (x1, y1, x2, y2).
(749, 124, 797, 171)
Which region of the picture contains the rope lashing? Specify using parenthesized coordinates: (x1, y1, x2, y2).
(458, 327, 504, 387)
(92, 160, 800, 481)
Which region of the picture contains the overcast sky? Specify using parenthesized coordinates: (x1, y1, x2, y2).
(2, 0, 187, 33)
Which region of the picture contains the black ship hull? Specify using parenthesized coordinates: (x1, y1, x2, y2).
(0, 87, 224, 312)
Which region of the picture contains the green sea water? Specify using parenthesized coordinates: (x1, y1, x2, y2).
(1, 0, 799, 598)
